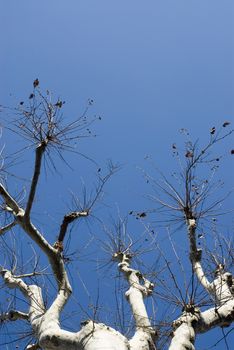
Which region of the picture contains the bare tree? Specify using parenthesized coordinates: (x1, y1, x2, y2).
(0, 82, 233, 350)
(141, 125, 234, 349)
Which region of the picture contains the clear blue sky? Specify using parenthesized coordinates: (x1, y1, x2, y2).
(0, 1, 233, 349)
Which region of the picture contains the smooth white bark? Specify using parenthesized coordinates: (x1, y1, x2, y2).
(168, 218, 234, 350)
(169, 320, 196, 350)
(197, 299, 234, 331)
(115, 252, 156, 349)
(1, 185, 234, 350)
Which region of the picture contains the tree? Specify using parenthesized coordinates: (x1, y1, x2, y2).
(0, 82, 233, 350)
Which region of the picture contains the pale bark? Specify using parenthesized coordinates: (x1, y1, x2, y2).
(1, 181, 234, 350)
(169, 297, 234, 350)
(0, 128, 158, 349)
(0, 251, 157, 350)
(168, 217, 234, 350)
(0, 182, 71, 291)
(114, 252, 156, 350)
(0, 267, 130, 350)
(1, 135, 234, 350)
(197, 299, 234, 331)
(0, 153, 138, 350)
(187, 218, 233, 304)
(1, 261, 155, 350)
(169, 309, 199, 350)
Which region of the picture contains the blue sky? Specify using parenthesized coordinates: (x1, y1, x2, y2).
(0, 1, 234, 349)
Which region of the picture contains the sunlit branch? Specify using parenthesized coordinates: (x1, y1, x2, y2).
(169, 307, 200, 350)
(0, 267, 45, 312)
(170, 296, 234, 349)
(26, 343, 41, 350)
(187, 218, 213, 294)
(0, 267, 48, 343)
(0, 182, 71, 293)
(0, 267, 31, 296)
(113, 252, 156, 348)
(0, 183, 22, 215)
(196, 300, 234, 332)
(21, 220, 72, 294)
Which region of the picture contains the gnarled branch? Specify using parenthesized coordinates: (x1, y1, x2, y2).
(56, 210, 89, 250)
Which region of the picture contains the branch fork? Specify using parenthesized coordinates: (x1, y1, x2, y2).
(114, 252, 157, 349)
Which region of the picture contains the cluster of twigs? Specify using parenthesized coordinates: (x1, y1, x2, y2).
(144, 123, 233, 226)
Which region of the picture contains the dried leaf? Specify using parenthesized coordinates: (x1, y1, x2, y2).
(33, 78, 39, 88)
(210, 127, 216, 135)
(137, 212, 147, 218)
(185, 151, 193, 158)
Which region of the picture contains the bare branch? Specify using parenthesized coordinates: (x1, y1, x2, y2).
(55, 210, 89, 251)
(0, 183, 23, 215)
(0, 182, 71, 295)
(196, 299, 234, 332)
(55, 163, 119, 250)
(0, 310, 29, 322)
(186, 218, 234, 306)
(21, 220, 72, 295)
(113, 252, 156, 348)
(170, 295, 234, 349)
(0, 267, 28, 295)
(0, 220, 17, 236)
(25, 143, 46, 218)
(169, 307, 200, 350)
(0, 268, 45, 329)
(186, 218, 213, 294)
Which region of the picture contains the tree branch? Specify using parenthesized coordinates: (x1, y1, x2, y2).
(25, 143, 46, 218)
(169, 295, 234, 349)
(196, 299, 234, 332)
(0, 268, 45, 328)
(0, 183, 23, 215)
(55, 210, 89, 251)
(21, 220, 72, 296)
(0, 183, 71, 312)
(0, 267, 29, 294)
(0, 220, 17, 236)
(0, 310, 29, 322)
(187, 218, 213, 293)
(114, 252, 156, 349)
(169, 308, 200, 350)
(186, 219, 234, 304)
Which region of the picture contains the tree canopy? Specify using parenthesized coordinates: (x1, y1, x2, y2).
(0, 84, 233, 349)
